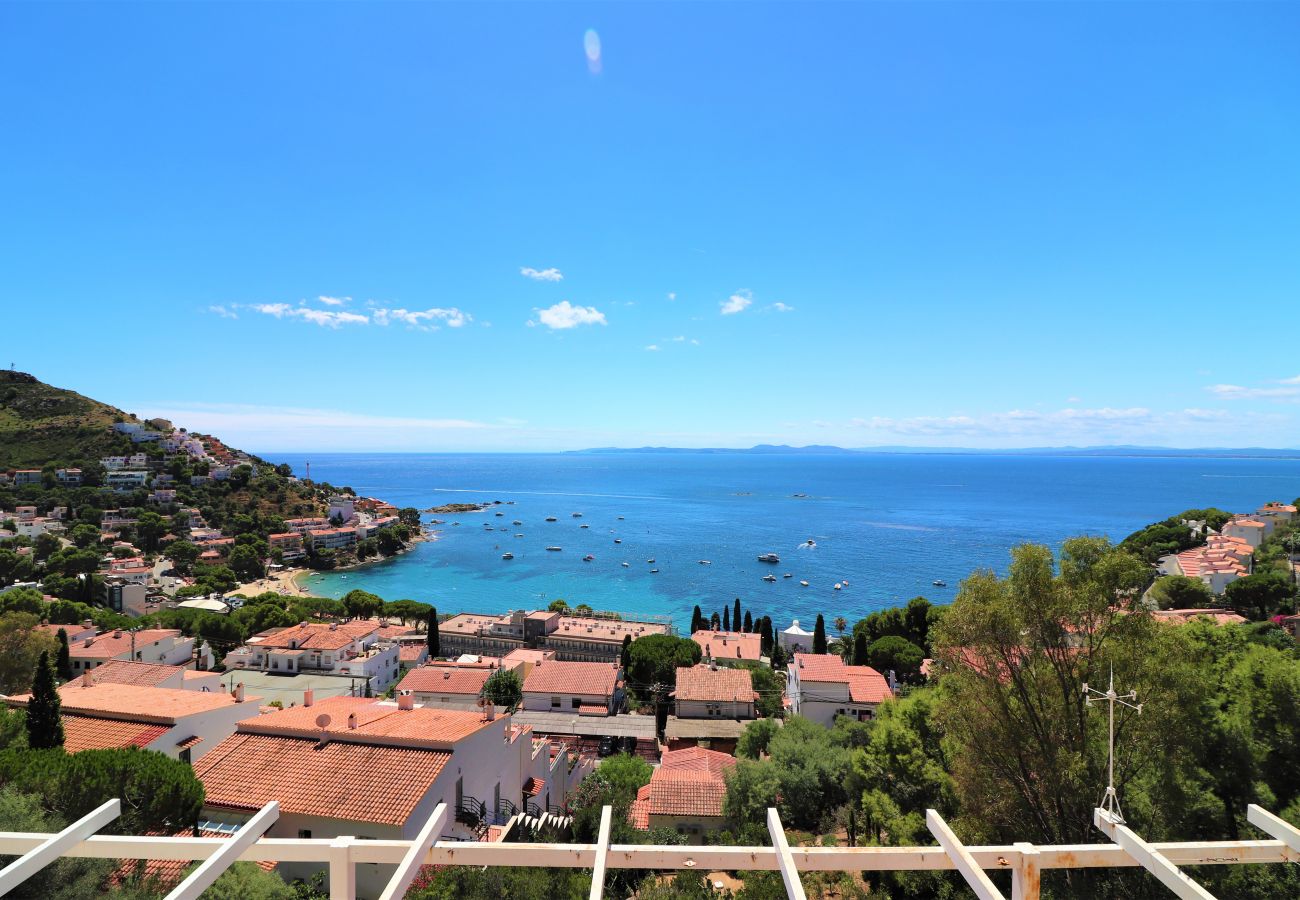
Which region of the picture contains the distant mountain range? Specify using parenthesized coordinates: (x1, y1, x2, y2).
(570, 444, 1300, 459)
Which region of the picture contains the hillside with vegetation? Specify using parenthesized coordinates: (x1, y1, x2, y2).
(0, 371, 151, 468)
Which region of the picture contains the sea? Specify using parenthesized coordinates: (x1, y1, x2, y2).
(255, 452, 1300, 631)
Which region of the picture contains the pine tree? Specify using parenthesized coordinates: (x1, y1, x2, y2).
(427, 608, 440, 659)
(743, 611, 753, 633)
(26, 651, 64, 750)
(691, 605, 704, 634)
(813, 614, 827, 654)
(55, 628, 72, 681)
(723, 607, 731, 632)
(733, 598, 742, 634)
(852, 632, 868, 666)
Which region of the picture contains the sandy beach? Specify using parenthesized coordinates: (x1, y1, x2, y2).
(238, 567, 311, 597)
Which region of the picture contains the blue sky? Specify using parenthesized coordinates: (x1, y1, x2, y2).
(3, 2, 1299, 452)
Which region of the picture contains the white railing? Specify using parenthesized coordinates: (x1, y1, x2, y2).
(0, 804, 1297, 900)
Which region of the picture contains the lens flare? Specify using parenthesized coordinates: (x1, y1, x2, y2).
(584, 28, 602, 74)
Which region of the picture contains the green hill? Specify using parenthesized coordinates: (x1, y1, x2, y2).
(0, 371, 146, 468)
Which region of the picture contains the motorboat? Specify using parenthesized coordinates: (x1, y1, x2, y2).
(757, 553, 781, 564)
(572, 512, 583, 518)
(502, 553, 514, 560)
(583, 554, 595, 562)
(617, 516, 625, 520)
(495, 512, 504, 517)
(799, 539, 816, 549)
(545, 517, 557, 522)
(649, 568, 659, 573)
(834, 582, 843, 590)
(933, 580, 947, 587)
(698, 560, 711, 565)
(647, 558, 655, 564)
(763, 574, 776, 583)
(546, 546, 562, 552)
(783, 573, 793, 579)
(621, 562, 630, 567)
(800, 580, 809, 587)
(512, 520, 522, 525)
(580, 524, 589, 529)
(614, 539, 622, 544)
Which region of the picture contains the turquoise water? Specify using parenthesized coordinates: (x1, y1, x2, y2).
(257, 452, 1300, 630)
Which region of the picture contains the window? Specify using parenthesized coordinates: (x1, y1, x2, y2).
(298, 829, 312, 839)
(571, 697, 581, 709)
(551, 696, 561, 708)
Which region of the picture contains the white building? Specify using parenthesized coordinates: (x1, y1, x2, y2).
(328, 495, 356, 523)
(785, 653, 891, 726)
(67, 628, 201, 672)
(521, 660, 621, 716)
(779, 619, 814, 654)
(673, 664, 757, 721)
(106, 470, 149, 491)
(224, 621, 401, 692)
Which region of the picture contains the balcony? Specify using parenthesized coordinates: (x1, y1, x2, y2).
(0, 799, 1298, 899)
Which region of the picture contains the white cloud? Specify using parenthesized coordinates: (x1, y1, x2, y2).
(251, 303, 370, 328)
(667, 292, 677, 302)
(720, 290, 753, 315)
(533, 301, 607, 330)
(372, 307, 472, 331)
(1281, 375, 1300, 385)
(767, 302, 794, 313)
(671, 336, 686, 342)
(316, 295, 351, 306)
(208, 305, 238, 319)
(1067, 396, 1082, 403)
(521, 267, 563, 282)
(645, 344, 661, 351)
(1207, 379, 1300, 401)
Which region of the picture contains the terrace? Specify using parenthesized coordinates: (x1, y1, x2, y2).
(0, 800, 1297, 900)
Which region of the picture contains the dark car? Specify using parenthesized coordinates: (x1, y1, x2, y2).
(598, 736, 616, 757)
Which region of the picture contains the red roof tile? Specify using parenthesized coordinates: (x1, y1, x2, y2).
(646, 769, 728, 818)
(674, 666, 754, 703)
(522, 661, 619, 697)
(239, 696, 493, 746)
(85, 660, 183, 687)
(661, 746, 737, 776)
(61, 715, 170, 752)
(397, 666, 491, 696)
(194, 732, 450, 827)
(691, 630, 763, 662)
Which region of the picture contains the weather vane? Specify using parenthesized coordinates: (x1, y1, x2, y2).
(1083, 667, 1142, 823)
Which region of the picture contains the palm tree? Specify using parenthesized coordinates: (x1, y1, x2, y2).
(834, 616, 847, 638)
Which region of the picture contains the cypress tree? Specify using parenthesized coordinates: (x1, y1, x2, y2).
(710, 611, 721, 631)
(733, 598, 742, 634)
(620, 634, 632, 670)
(853, 632, 868, 666)
(691, 605, 704, 634)
(427, 608, 440, 658)
(55, 628, 72, 681)
(26, 651, 64, 750)
(770, 642, 786, 671)
(743, 611, 753, 633)
(722, 606, 730, 632)
(813, 614, 827, 654)
(760, 617, 773, 655)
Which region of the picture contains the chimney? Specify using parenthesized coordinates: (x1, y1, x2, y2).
(233, 683, 245, 702)
(347, 712, 358, 729)
(303, 688, 314, 707)
(485, 704, 496, 721)
(329, 622, 338, 631)
(398, 693, 414, 710)
(82, 670, 95, 687)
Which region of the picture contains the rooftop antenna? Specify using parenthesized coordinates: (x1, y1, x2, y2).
(1083, 666, 1141, 823)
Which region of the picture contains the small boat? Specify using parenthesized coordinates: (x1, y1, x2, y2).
(698, 560, 711, 565)
(515, 534, 524, 538)
(572, 512, 583, 518)
(834, 582, 843, 590)
(495, 512, 504, 517)
(799, 539, 816, 549)
(545, 517, 558, 522)
(842, 580, 850, 586)
(763, 574, 776, 583)
(783, 573, 793, 579)
(502, 553, 514, 560)
(512, 520, 522, 525)
(580, 524, 589, 529)
(546, 546, 562, 552)
(621, 562, 630, 567)
(932, 580, 947, 587)
(757, 553, 780, 564)
(800, 580, 809, 587)
(649, 568, 659, 573)
(617, 516, 625, 520)
(614, 539, 622, 544)
(646, 558, 655, 564)
(583, 554, 595, 562)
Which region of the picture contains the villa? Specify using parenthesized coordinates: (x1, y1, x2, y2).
(785, 653, 892, 726)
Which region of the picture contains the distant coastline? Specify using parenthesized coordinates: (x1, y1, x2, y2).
(566, 444, 1300, 460)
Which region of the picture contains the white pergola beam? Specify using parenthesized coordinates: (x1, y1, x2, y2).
(1094, 808, 1217, 900)
(1011, 842, 1040, 900)
(377, 803, 447, 900)
(767, 808, 808, 900)
(588, 806, 613, 900)
(0, 799, 120, 895)
(1247, 804, 1300, 853)
(165, 801, 279, 900)
(926, 809, 1007, 900)
(329, 836, 356, 900)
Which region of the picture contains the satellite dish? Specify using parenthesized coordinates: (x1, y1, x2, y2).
(315, 714, 332, 729)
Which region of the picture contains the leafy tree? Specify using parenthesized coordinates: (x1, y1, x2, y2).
(25, 651, 63, 750)
(482, 669, 523, 711)
(738, 662, 784, 718)
(548, 599, 570, 613)
(383, 598, 431, 625)
(0, 612, 57, 694)
(165, 539, 201, 574)
(55, 628, 72, 681)
(737, 717, 780, 759)
(624, 634, 701, 690)
(710, 611, 721, 630)
(228, 544, 266, 581)
(0, 587, 44, 615)
(405, 864, 590, 900)
(0, 787, 115, 899)
(866, 636, 925, 682)
(812, 614, 827, 654)
(569, 753, 652, 844)
(135, 510, 168, 553)
(398, 507, 422, 528)
(341, 589, 383, 619)
(68, 522, 100, 549)
(1147, 574, 1215, 610)
(1225, 572, 1295, 620)
(427, 608, 440, 657)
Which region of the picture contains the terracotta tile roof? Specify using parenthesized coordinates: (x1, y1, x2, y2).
(175, 735, 204, 750)
(68, 629, 184, 659)
(194, 732, 450, 827)
(524, 777, 546, 797)
(576, 704, 608, 715)
(86, 660, 183, 687)
(674, 666, 754, 703)
(646, 769, 727, 818)
(661, 746, 737, 776)
(60, 714, 169, 752)
(238, 696, 494, 747)
(793, 653, 891, 703)
(1153, 608, 1249, 626)
(691, 630, 763, 662)
(522, 661, 619, 697)
(1227, 519, 1267, 529)
(399, 645, 429, 663)
(397, 666, 492, 696)
(628, 784, 651, 830)
(8, 683, 257, 725)
(109, 829, 276, 892)
(256, 623, 361, 651)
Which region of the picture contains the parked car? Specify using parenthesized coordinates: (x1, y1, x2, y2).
(598, 736, 616, 757)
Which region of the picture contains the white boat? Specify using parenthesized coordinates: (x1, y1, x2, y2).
(783, 573, 793, 579)
(580, 524, 589, 529)
(614, 539, 622, 544)
(647, 558, 655, 564)
(762, 574, 776, 583)
(834, 582, 842, 590)
(572, 512, 583, 518)
(757, 552, 781, 564)
(650, 568, 659, 573)
(583, 554, 595, 562)
(933, 580, 947, 587)
(698, 560, 711, 565)
(800, 580, 809, 587)
(621, 562, 630, 567)
(502, 553, 514, 560)
(546, 546, 562, 552)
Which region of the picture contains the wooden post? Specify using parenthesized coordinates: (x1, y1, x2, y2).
(767, 808, 808, 900)
(377, 803, 447, 900)
(1011, 842, 1039, 900)
(925, 809, 1006, 900)
(1094, 808, 1217, 900)
(0, 799, 120, 896)
(588, 806, 613, 900)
